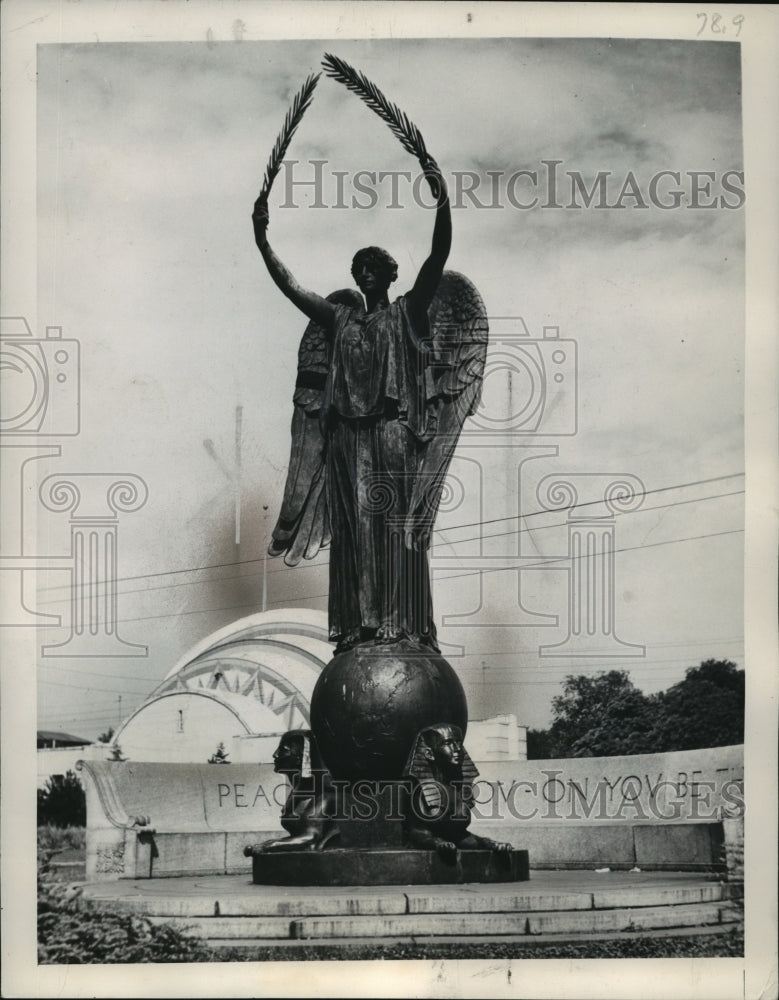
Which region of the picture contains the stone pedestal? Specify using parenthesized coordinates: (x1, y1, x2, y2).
(249, 848, 530, 886)
(334, 781, 408, 849)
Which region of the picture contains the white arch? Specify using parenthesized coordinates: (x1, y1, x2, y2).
(160, 608, 330, 683)
(112, 609, 332, 761)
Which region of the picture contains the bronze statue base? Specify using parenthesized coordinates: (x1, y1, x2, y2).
(248, 847, 530, 886)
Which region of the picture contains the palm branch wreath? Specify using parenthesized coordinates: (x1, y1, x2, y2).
(258, 57, 436, 206)
(321, 53, 431, 163)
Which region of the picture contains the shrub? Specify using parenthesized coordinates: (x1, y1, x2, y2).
(207, 741, 230, 764)
(38, 825, 86, 853)
(37, 853, 218, 964)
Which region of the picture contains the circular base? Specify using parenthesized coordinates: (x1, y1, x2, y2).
(249, 848, 530, 886)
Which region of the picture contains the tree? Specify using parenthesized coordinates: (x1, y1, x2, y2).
(526, 660, 745, 759)
(546, 670, 651, 758)
(97, 727, 115, 744)
(207, 742, 230, 764)
(526, 728, 557, 759)
(567, 683, 654, 757)
(645, 659, 744, 751)
(37, 770, 86, 828)
(108, 743, 127, 761)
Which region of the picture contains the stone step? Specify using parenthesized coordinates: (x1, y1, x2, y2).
(207, 921, 742, 951)
(85, 878, 728, 919)
(590, 883, 726, 910)
(526, 901, 730, 936)
(148, 915, 295, 940)
(151, 900, 734, 941)
(292, 901, 730, 940)
(89, 887, 408, 919)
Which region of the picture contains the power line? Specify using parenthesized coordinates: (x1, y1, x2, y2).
(31, 485, 744, 605)
(433, 490, 744, 549)
(33, 472, 744, 599)
(433, 529, 744, 581)
(38, 664, 169, 683)
(84, 525, 741, 625)
(433, 474, 744, 536)
(37, 678, 152, 694)
(453, 650, 743, 668)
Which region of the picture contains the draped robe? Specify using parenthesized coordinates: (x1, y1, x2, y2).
(268, 272, 488, 652)
(325, 296, 435, 647)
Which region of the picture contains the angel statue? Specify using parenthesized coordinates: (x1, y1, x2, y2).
(252, 57, 488, 655)
(243, 730, 339, 854)
(403, 724, 513, 864)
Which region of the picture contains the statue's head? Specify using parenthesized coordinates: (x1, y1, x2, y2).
(351, 246, 398, 295)
(272, 729, 327, 777)
(272, 731, 307, 775)
(404, 722, 479, 810)
(423, 724, 465, 776)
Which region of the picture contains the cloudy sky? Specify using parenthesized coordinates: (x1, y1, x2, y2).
(31, 35, 745, 737)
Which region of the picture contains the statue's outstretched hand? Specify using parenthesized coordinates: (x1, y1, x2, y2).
(420, 154, 446, 202)
(253, 196, 270, 247)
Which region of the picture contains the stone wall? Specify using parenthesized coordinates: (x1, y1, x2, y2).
(78, 745, 743, 879)
(471, 744, 744, 825)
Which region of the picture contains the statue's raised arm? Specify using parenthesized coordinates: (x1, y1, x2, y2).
(253, 197, 336, 329)
(406, 155, 452, 323)
(251, 72, 335, 330)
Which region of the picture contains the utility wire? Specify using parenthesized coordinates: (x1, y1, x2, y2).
(33, 473, 744, 599)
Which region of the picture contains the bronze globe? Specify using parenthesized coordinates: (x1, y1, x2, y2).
(310, 639, 468, 781)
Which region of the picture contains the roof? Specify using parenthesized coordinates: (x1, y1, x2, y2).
(37, 730, 93, 746)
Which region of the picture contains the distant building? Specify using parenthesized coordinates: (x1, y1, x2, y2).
(37, 730, 105, 788)
(37, 730, 92, 749)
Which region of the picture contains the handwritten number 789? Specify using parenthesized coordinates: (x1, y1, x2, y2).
(697, 13, 745, 36)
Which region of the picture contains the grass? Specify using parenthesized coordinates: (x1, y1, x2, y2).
(214, 926, 744, 961)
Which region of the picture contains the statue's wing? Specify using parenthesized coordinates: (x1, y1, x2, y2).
(269, 289, 363, 566)
(407, 271, 488, 534)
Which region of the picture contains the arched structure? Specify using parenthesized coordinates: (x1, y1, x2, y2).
(114, 609, 332, 763)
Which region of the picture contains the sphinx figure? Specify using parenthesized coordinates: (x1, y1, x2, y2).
(244, 730, 339, 854)
(403, 723, 513, 864)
